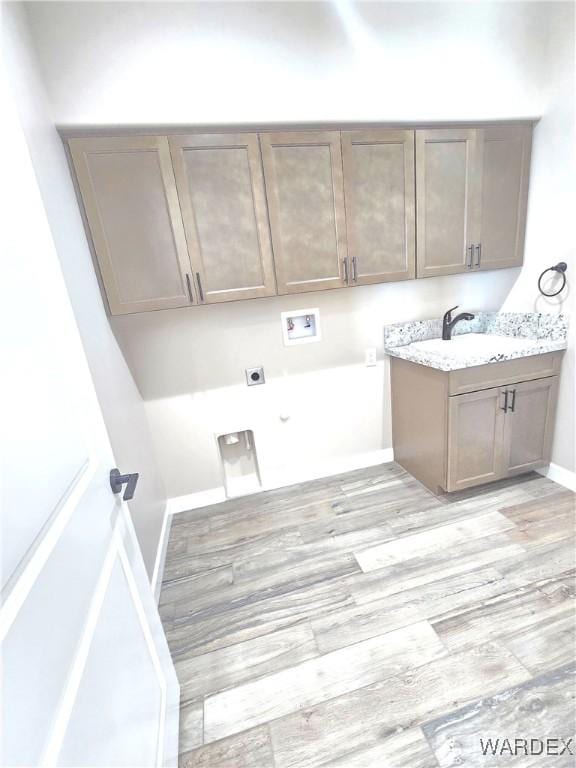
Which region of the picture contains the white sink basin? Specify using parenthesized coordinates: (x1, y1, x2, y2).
(409, 333, 536, 359)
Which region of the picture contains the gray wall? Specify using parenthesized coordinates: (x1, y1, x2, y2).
(3, 4, 167, 578)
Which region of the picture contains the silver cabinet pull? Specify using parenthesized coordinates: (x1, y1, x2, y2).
(509, 388, 516, 412)
(185, 273, 194, 303)
(500, 390, 509, 412)
(342, 258, 349, 284)
(352, 256, 358, 283)
(467, 244, 474, 268)
(196, 272, 204, 302)
(475, 243, 482, 267)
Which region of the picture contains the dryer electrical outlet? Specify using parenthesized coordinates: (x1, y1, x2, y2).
(246, 367, 265, 386)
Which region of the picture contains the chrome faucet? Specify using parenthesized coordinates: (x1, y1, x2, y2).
(442, 305, 475, 340)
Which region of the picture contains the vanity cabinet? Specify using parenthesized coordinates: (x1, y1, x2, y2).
(69, 136, 195, 314)
(504, 376, 558, 475)
(260, 131, 348, 295)
(391, 353, 561, 494)
(447, 386, 506, 491)
(415, 125, 532, 278)
(341, 130, 415, 285)
(169, 133, 276, 303)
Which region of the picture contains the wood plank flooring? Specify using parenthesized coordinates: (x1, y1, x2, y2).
(159, 462, 576, 767)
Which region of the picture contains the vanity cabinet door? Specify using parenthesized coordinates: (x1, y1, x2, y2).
(169, 133, 277, 303)
(342, 130, 416, 285)
(475, 125, 532, 271)
(415, 129, 480, 278)
(69, 136, 194, 315)
(504, 377, 558, 476)
(446, 387, 507, 492)
(260, 131, 348, 294)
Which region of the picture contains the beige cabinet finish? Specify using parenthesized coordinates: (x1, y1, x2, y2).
(260, 131, 348, 294)
(342, 130, 416, 285)
(69, 136, 194, 315)
(415, 129, 480, 278)
(447, 386, 507, 491)
(416, 125, 532, 277)
(169, 134, 276, 303)
(390, 352, 562, 494)
(68, 123, 534, 314)
(504, 377, 558, 475)
(475, 125, 532, 271)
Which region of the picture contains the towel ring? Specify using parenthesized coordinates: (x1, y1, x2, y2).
(538, 262, 568, 297)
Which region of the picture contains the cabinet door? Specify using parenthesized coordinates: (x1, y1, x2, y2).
(475, 125, 532, 271)
(415, 129, 480, 278)
(260, 131, 348, 294)
(342, 130, 415, 285)
(69, 136, 194, 315)
(504, 377, 558, 476)
(169, 133, 277, 303)
(447, 387, 506, 491)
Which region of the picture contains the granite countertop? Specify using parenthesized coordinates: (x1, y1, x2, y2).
(384, 312, 568, 372)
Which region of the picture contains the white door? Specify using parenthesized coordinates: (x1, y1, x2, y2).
(0, 62, 179, 766)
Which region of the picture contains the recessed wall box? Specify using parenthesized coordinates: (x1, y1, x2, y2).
(281, 308, 321, 346)
(217, 430, 261, 498)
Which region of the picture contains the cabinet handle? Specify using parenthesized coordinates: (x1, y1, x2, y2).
(500, 390, 509, 412)
(509, 388, 516, 413)
(185, 273, 194, 303)
(352, 256, 358, 283)
(342, 258, 349, 284)
(475, 243, 482, 267)
(467, 245, 474, 268)
(196, 272, 205, 303)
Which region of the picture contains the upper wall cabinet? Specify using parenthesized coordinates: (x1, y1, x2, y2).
(415, 129, 480, 278)
(416, 125, 532, 278)
(68, 123, 533, 314)
(169, 133, 277, 303)
(260, 131, 348, 294)
(341, 130, 416, 285)
(69, 136, 195, 314)
(475, 125, 532, 271)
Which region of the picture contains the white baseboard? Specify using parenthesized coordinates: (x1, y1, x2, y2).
(151, 504, 172, 602)
(537, 462, 576, 493)
(262, 448, 395, 492)
(166, 487, 228, 516)
(167, 448, 395, 517)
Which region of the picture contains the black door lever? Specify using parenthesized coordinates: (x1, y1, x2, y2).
(109, 468, 139, 501)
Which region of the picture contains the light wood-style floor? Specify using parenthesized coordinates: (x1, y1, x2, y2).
(159, 463, 576, 767)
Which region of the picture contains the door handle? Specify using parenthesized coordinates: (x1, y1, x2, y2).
(110, 469, 139, 501)
(467, 244, 474, 268)
(500, 390, 509, 412)
(342, 258, 349, 284)
(475, 243, 482, 267)
(509, 388, 516, 413)
(352, 256, 358, 283)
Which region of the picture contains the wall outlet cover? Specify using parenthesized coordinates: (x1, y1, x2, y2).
(365, 348, 377, 366)
(246, 367, 265, 386)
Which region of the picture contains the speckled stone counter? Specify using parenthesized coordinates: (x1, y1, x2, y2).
(384, 312, 568, 371)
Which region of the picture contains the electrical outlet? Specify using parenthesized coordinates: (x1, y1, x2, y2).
(365, 348, 377, 367)
(246, 367, 265, 386)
